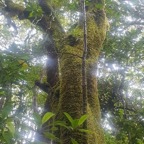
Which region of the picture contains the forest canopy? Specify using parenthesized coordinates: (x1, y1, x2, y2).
(0, 0, 144, 144)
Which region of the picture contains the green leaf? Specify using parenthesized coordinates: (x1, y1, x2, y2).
(64, 112, 73, 125)
(44, 132, 59, 141)
(79, 129, 92, 134)
(78, 115, 88, 126)
(71, 138, 79, 144)
(6, 121, 15, 136)
(54, 121, 69, 129)
(0, 90, 5, 95)
(50, 126, 58, 131)
(118, 109, 124, 119)
(71, 119, 79, 129)
(42, 112, 55, 124)
(1, 103, 13, 118)
(95, 4, 103, 10)
(2, 131, 12, 144)
(33, 112, 41, 127)
(29, 12, 34, 18)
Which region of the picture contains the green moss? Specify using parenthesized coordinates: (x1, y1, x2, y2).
(57, 4, 107, 144)
(87, 104, 105, 144)
(59, 43, 83, 116)
(58, 43, 84, 143)
(85, 9, 107, 144)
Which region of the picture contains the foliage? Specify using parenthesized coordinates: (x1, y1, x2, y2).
(63, 112, 88, 130)
(33, 112, 88, 144)
(26, 2, 43, 18)
(98, 0, 144, 143)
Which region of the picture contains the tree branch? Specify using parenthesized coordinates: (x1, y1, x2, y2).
(35, 81, 49, 94)
(2, 0, 64, 34)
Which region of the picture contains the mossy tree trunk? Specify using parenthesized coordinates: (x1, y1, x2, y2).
(57, 1, 108, 143)
(58, 13, 107, 144)
(2, 0, 108, 143)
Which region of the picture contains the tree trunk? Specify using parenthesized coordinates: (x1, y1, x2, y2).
(57, 10, 108, 144)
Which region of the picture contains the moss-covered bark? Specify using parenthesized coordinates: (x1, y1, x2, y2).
(58, 7, 108, 144)
(86, 10, 107, 144)
(58, 42, 84, 143)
